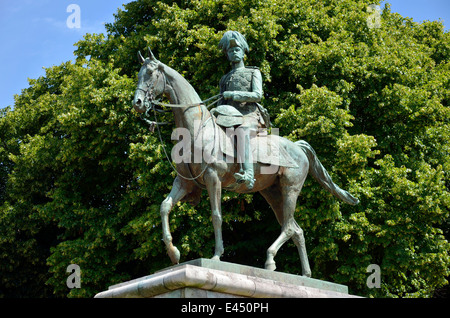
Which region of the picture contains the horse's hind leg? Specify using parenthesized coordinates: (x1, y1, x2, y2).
(266, 215, 311, 276)
(291, 221, 311, 277)
(265, 228, 291, 271)
(160, 176, 190, 264)
(263, 185, 300, 272)
(261, 171, 311, 276)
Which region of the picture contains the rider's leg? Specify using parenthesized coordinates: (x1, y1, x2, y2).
(234, 119, 257, 189)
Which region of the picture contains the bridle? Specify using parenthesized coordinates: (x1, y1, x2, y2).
(138, 67, 168, 116)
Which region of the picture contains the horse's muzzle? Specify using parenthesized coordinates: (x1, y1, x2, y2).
(133, 89, 148, 113)
(133, 99, 146, 114)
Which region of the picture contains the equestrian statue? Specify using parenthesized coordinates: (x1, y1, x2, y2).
(132, 31, 359, 277)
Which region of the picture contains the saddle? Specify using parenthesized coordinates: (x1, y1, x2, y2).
(195, 115, 299, 169)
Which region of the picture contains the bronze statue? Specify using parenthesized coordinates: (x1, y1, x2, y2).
(214, 31, 266, 190)
(132, 32, 359, 277)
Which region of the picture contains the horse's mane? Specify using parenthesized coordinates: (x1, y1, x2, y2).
(160, 62, 202, 105)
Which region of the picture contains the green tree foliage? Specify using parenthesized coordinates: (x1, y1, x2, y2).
(1, 0, 449, 298)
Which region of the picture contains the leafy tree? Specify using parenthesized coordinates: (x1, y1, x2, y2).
(1, 0, 449, 298)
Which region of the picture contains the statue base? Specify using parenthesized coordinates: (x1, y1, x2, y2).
(94, 258, 360, 298)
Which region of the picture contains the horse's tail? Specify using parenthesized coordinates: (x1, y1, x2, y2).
(295, 140, 360, 206)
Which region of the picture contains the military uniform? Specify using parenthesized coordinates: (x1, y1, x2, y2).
(213, 66, 266, 130)
(210, 65, 270, 190)
(213, 31, 270, 189)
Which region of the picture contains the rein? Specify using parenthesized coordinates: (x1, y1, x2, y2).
(151, 93, 222, 109)
(139, 93, 222, 129)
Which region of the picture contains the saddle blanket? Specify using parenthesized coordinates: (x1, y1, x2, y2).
(194, 122, 299, 168)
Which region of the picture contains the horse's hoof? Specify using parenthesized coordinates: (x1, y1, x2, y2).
(168, 246, 180, 264)
(265, 261, 276, 271)
(303, 270, 312, 278)
(211, 255, 221, 261)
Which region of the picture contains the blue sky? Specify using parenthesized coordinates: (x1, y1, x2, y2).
(0, 0, 132, 109)
(1, 0, 449, 110)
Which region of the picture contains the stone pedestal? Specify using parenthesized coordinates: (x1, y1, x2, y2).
(94, 258, 360, 298)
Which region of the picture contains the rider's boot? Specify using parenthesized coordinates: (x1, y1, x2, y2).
(234, 127, 255, 190)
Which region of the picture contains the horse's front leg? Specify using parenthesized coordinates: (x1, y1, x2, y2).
(204, 167, 224, 260)
(160, 176, 189, 264)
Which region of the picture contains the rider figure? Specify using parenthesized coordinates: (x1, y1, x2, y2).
(214, 31, 268, 190)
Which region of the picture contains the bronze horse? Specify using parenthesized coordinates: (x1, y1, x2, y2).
(133, 48, 359, 276)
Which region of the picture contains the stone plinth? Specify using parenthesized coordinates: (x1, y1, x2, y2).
(94, 259, 360, 298)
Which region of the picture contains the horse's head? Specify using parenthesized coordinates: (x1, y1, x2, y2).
(133, 47, 166, 114)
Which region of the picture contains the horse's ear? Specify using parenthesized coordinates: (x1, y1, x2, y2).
(148, 47, 156, 61)
(137, 51, 145, 65)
